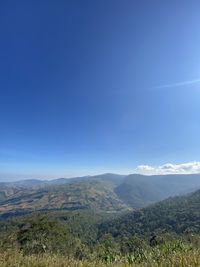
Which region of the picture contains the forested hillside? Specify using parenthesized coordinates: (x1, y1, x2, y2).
(1, 173, 200, 217)
(99, 189, 200, 239)
(0, 189, 200, 266)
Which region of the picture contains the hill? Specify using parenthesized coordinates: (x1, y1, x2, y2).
(0, 177, 130, 216)
(99, 188, 200, 239)
(1, 173, 200, 216)
(1, 188, 200, 266)
(115, 173, 200, 208)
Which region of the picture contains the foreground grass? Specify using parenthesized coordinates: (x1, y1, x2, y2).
(1, 249, 200, 267)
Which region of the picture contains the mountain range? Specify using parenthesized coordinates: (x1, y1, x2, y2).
(0, 173, 200, 217)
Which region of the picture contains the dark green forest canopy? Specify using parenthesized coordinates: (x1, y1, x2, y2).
(0, 189, 200, 266)
(1, 189, 200, 248)
(0, 176, 200, 263)
(99, 189, 200, 239)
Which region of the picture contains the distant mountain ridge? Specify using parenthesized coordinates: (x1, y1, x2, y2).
(115, 173, 200, 208)
(0, 173, 124, 187)
(0, 173, 200, 216)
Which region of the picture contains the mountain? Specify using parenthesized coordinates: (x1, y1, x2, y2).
(0, 173, 125, 188)
(0, 173, 125, 210)
(115, 173, 200, 208)
(1, 173, 200, 217)
(0, 176, 130, 216)
(99, 188, 200, 239)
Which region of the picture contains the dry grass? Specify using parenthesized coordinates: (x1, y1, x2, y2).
(0, 249, 200, 267)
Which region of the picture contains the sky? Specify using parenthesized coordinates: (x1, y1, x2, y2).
(1, 1, 200, 181)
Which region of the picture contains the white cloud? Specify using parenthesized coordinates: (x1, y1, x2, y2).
(135, 162, 200, 175)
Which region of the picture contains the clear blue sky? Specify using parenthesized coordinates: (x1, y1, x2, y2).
(1, 1, 200, 180)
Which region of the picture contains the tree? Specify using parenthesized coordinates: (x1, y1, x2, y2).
(17, 215, 74, 254)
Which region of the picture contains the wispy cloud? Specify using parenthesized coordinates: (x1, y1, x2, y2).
(135, 162, 200, 175)
(157, 79, 200, 89)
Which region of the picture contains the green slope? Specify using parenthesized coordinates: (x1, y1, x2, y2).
(99, 189, 200, 239)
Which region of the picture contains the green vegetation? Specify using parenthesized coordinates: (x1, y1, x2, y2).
(1, 173, 200, 217)
(0, 188, 200, 266)
(1, 176, 200, 266)
(0, 248, 199, 267)
(0, 230, 199, 266)
(100, 189, 200, 239)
